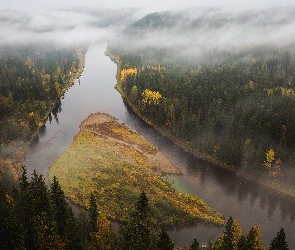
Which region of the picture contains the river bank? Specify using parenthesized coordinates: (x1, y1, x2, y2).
(49, 112, 224, 226)
(24, 44, 295, 247)
(106, 50, 295, 200)
(118, 85, 295, 199)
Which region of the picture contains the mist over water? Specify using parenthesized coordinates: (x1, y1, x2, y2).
(3, 0, 295, 247)
(25, 45, 295, 247)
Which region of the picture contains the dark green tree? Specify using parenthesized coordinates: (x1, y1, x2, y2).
(155, 227, 174, 250)
(89, 192, 99, 233)
(19, 166, 29, 193)
(51, 176, 82, 249)
(121, 191, 153, 250)
(269, 228, 289, 250)
(245, 224, 263, 250)
(0, 183, 25, 250)
(189, 238, 202, 250)
(16, 170, 61, 249)
(220, 216, 235, 249)
(237, 235, 248, 250)
(212, 216, 242, 250)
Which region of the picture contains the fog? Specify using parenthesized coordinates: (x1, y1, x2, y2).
(0, 8, 137, 47)
(1, 0, 295, 50)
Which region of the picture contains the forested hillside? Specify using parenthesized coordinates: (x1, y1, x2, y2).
(0, 44, 84, 188)
(108, 7, 295, 196)
(0, 168, 289, 249)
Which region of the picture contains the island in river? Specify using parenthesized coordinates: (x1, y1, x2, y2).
(49, 112, 224, 226)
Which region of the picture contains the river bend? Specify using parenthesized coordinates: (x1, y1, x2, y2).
(24, 44, 295, 247)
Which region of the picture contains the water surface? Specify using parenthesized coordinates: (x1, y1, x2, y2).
(25, 44, 295, 248)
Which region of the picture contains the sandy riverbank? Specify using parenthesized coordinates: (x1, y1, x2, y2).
(80, 112, 182, 176)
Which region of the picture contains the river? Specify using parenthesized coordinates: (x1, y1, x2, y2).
(24, 44, 295, 247)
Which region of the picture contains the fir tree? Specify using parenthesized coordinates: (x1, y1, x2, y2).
(89, 192, 99, 233)
(269, 228, 289, 250)
(0, 183, 25, 249)
(212, 216, 242, 250)
(189, 238, 202, 250)
(237, 235, 248, 250)
(121, 192, 153, 250)
(51, 176, 82, 249)
(155, 227, 175, 250)
(245, 224, 263, 250)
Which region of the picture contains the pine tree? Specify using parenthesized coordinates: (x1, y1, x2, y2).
(237, 235, 248, 250)
(0, 184, 25, 249)
(245, 224, 263, 250)
(30, 211, 65, 249)
(212, 216, 242, 250)
(51, 176, 82, 249)
(269, 228, 289, 250)
(189, 238, 202, 250)
(89, 213, 114, 250)
(19, 166, 29, 193)
(17, 170, 61, 249)
(155, 227, 175, 250)
(89, 192, 99, 233)
(121, 192, 153, 250)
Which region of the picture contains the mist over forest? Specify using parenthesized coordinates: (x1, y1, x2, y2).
(2, 2, 295, 249)
(1, 5, 295, 51)
(109, 7, 295, 65)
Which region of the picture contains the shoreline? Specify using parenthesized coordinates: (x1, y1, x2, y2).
(49, 112, 224, 226)
(105, 48, 295, 200)
(114, 79, 295, 201)
(79, 112, 182, 176)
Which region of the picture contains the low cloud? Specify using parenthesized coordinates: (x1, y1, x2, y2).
(0, 8, 137, 47)
(108, 6, 295, 65)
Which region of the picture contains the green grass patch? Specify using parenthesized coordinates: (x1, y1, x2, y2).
(49, 129, 224, 226)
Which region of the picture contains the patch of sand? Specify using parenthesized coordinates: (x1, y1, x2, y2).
(80, 113, 182, 176)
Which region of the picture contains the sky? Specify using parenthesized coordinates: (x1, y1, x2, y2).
(1, 0, 295, 12)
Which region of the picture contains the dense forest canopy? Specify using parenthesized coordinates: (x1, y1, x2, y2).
(0, 43, 85, 189)
(108, 7, 295, 195)
(0, 168, 290, 249)
(0, 4, 295, 248)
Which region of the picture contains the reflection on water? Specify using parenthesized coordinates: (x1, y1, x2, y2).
(164, 151, 295, 246)
(51, 98, 62, 124)
(25, 44, 295, 248)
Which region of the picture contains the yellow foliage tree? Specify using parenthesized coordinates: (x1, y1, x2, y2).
(89, 213, 113, 250)
(142, 89, 162, 106)
(120, 68, 137, 83)
(263, 149, 275, 169)
(263, 149, 283, 177)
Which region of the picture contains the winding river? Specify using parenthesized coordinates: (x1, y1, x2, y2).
(24, 44, 295, 247)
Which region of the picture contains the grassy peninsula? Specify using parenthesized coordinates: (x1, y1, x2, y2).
(49, 113, 224, 226)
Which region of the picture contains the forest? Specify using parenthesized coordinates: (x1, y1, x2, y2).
(107, 8, 295, 197)
(0, 167, 289, 249)
(0, 6, 294, 249)
(0, 44, 84, 190)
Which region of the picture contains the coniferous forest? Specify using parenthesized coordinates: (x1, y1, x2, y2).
(0, 44, 84, 189)
(107, 8, 295, 197)
(1, 6, 295, 250)
(0, 167, 290, 249)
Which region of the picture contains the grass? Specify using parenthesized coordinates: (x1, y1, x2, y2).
(49, 118, 224, 227)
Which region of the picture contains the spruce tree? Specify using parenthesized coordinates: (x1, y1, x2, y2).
(0, 183, 25, 249)
(245, 224, 263, 250)
(155, 227, 175, 250)
(269, 228, 289, 250)
(89, 192, 99, 233)
(121, 192, 153, 250)
(189, 238, 202, 250)
(237, 235, 248, 250)
(18, 170, 59, 249)
(51, 176, 82, 249)
(212, 216, 242, 250)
